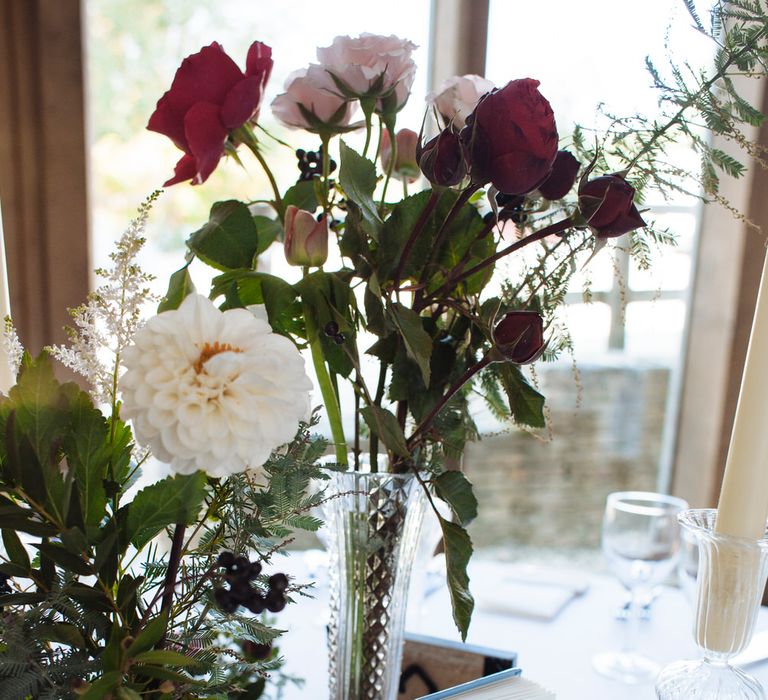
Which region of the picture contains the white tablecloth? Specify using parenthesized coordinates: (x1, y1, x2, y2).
(274, 554, 768, 699)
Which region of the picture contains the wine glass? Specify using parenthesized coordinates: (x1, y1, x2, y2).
(592, 490, 689, 684)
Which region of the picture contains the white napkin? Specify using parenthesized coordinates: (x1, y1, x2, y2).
(476, 565, 589, 622)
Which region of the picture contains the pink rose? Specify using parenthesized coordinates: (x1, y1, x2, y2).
(284, 206, 328, 267)
(271, 65, 357, 134)
(316, 33, 417, 114)
(380, 129, 420, 182)
(429, 74, 495, 130)
(148, 41, 273, 186)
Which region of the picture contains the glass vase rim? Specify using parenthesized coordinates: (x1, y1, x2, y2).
(606, 490, 689, 516)
(678, 508, 768, 547)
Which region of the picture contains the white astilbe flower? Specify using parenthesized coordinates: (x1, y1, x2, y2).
(48, 193, 158, 405)
(1, 317, 23, 380)
(120, 293, 312, 478)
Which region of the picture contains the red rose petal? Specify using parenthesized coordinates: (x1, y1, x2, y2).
(221, 76, 264, 129)
(163, 153, 198, 187)
(184, 102, 228, 184)
(246, 41, 273, 84)
(148, 92, 189, 151)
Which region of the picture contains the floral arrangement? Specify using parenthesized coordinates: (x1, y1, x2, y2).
(0, 1, 766, 697)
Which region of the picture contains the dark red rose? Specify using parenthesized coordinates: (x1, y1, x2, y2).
(578, 173, 646, 238)
(493, 310, 545, 364)
(538, 150, 580, 200)
(461, 78, 558, 195)
(417, 128, 466, 187)
(148, 41, 273, 186)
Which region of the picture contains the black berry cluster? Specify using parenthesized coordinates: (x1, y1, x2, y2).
(0, 573, 11, 596)
(495, 192, 528, 224)
(295, 145, 337, 182)
(242, 639, 273, 661)
(213, 551, 288, 615)
(323, 321, 345, 345)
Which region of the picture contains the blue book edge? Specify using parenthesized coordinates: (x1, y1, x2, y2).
(416, 667, 523, 700)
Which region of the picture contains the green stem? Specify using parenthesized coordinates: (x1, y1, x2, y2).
(236, 126, 284, 214)
(361, 107, 374, 159)
(302, 278, 348, 466)
(321, 135, 332, 215)
(379, 121, 397, 209)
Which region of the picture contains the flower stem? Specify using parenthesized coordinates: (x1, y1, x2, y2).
(407, 354, 492, 448)
(236, 126, 284, 214)
(158, 523, 186, 648)
(302, 277, 348, 466)
(379, 121, 397, 209)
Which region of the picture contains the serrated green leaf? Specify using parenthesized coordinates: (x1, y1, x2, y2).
(125, 611, 167, 658)
(132, 649, 196, 666)
(338, 141, 381, 238)
(33, 542, 92, 576)
(360, 406, 409, 458)
(434, 471, 478, 526)
(377, 191, 435, 280)
(387, 303, 432, 386)
(253, 215, 283, 254)
(283, 180, 318, 213)
(496, 364, 546, 429)
(78, 670, 122, 700)
(158, 265, 196, 313)
(187, 200, 259, 271)
(125, 472, 207, 549)
(439, 517, 474, 640)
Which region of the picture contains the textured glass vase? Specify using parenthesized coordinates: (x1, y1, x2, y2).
(324, 471, 428, 700)
(656, 509, 768, 699)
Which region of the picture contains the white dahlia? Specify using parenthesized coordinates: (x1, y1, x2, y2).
(120, 294, 312, 478)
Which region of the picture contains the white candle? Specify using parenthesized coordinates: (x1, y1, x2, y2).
(716, 246, 768, 539)
(0, 201, 13, 394)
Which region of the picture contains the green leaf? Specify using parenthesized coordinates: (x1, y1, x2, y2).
(338, 140, 382, 238)
(64, 388, 110, 527)
(33, 542, 92, 576)
(253, 215, 283, 254)
(387, 303, 432, 386)
(78, 671, 122, 700)
(360, 406, 409, 458)
(496, 364, 546, 429)
(36, 622, 86, 647)
(158, 265, 196, 312)
(439, 517, 475, 641)
(434, 471, 478, 526)
(377, 191, 435, 280)
(125, 611, 167, 658)
(125, 472, 207, 549)
(2, 529, 29, 570)
(283, 180, 318, 213)
(132, 649, 197, 666)
(234, 272, 300, 335)
(187, 200, 259, 271)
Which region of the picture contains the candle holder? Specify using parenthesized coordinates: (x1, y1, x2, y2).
(655, 509, 768, 699)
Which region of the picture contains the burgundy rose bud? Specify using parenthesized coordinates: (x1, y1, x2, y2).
(284, 205, 328, 267)
(578, 173, 646, 238)
(148, 41, 273, 187)
(380, 128, 420, 182)
(417, 128, 466, 187)
(461, 78, 558, 195)
(537, 150, 580, 200)
(492, 311, 545, 364)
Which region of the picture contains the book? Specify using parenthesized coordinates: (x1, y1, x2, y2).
(416, 668, 556, 699)
(398, 633, 518, 699)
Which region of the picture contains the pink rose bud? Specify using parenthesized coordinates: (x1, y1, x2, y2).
(537, 150, 581, 200)
(492, 310, 546, 364)
(380, 129, 420, 182)
(578, 173, 646, 238)
(148, 41, 273, 187)
(417, 128, 466, 187)
(284, 205, 328, 267)
(428, 74, 495, 130)
(461, 78, 558, 196)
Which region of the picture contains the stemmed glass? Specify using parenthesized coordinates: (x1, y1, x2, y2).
(592, 491, 689, 684)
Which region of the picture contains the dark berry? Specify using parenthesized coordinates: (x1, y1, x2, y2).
(333, 333, 345, 345)
(242, 640, 272, 661)
(214, 587, 239, 614)
(295, 148, 306, 158)
(268, 573, 288, 592)
(324, 322, 340, 337)
(230, 581, 254, 604)
(246, 593, 267, 614)
(233, 556, 250, 574)
(265, 589, 286, 613)
(245, 561, 262, 581)
(217, 551, 235, 570)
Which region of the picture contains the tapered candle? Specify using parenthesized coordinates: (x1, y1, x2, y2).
(0, 201, 13, 394)
(716, 246, 768, 539)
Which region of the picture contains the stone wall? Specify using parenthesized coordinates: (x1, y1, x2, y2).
(465, 363, 670, 552)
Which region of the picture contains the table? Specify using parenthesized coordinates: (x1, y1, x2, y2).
(275, 553, 768, 699)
